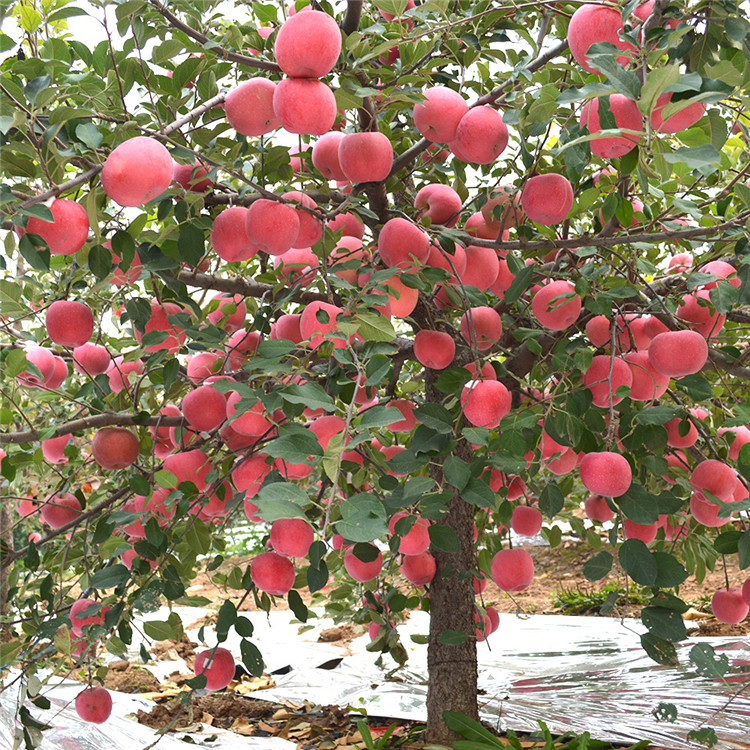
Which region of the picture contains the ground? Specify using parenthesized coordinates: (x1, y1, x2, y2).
(64, 537, 749, 748)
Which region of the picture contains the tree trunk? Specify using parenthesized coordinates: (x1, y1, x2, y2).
(0, 497, 13, 642)
(425, 371, 479, 744)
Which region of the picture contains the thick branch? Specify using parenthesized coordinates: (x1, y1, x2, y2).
(707, 351, 750, 381)
(164, 93, 226, 135)
(459, 213, 750, 252)
(147, 0, 281, 72)
(177, 269, 328, 304)
(342, 1, 363, 35)
(0, 414, 184, 445)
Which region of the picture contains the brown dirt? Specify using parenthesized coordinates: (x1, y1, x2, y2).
(103, 661, 161, 693)
(136, 692, 275, 730)
(690, 619, 749, 637)
(149, 633, 198, 666)
(318, 624, 357, 643)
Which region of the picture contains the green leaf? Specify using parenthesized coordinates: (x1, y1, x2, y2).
(690, 643, 728, 678)
(443, 455, 470, 491)
(240, 639, 264, 677)
(144, 612, 183, 642)
(635, 406, 677, 425)
(443, 711, 504, 746)
(462, 477, 495, 508)
(583, 551, 613, 581)
(439, 629, 469, 645)
(642, 606, 687, 642)
(265, 424, 322, 464)
(19, 234, 51, 271)
(254, 482, 308, 521)
(89, 564, 129, 589)
(538, 483, 564, 519)
(351, 311, 396, 343)
(428, 524, 460, 554)
(652, 552, 689, 588)
(587, 50, 642, 100)
(663, 144, 720, 169)
(88, 243, 113, 280)
(619, 539, 657, 585)
(503, 263, 535, 305)
(674, 374, 713, 401)
(639, 65, 681, 115)
(617, 483, 659, 524)
(177, 223, 205, 266)
(216, 600, 236, 641)
(335, 493, 388, 542)
(414, 403, 455, 433)
(641, 632, 678, 666)
(288, 590, 308, 623)
(75, 122, 103, 148)
(280, 382, 335, 413)
(5, 349, 29, 378)
(738, 530, 750, 569)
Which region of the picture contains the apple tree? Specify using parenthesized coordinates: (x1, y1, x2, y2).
(1, 0, 749, 744)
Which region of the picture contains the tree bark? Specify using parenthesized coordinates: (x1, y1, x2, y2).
(424, 370, 478, 744)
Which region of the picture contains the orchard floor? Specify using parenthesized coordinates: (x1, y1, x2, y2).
(35, 539, 747, 750)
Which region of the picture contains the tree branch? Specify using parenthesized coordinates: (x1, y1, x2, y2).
(0, 414, 185, 445)
(474, 39, 569, 107)
(8, 487, 131, 564)
(342, 1, 363, 35)
(147, 0, 281, 72)
(176, 269, 328, 304)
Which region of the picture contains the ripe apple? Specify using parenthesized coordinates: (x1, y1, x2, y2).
(647, 330, 708, 378)
(579, 452, 632, 497)
(224, 78, 279, 136)
(46, 300, 94, 348)
(92, 427, 140, 469)
(194, 647, 236, 691)
(75, 686, 112, 724)
(413, 86, 468, 143)
(273, 78, 337, 135)
(491, 548, 534, 592)
(40, 492, 81, 529)
(567, 4, 634, 75)
(461, 380, 511, 429)
(580, 95, 643, 158)
(274, 9, 341, 78)
(211, 207, 256, 262)
(102, 136, 174, 207)
(251, 551, 296, 595)
(531, 280, 581, 331)
(245, 198, 300, 256)
(26, 199, 89, 256)
(450, 106, 509, 164)
(521, 174, 574, 225)
(338, 132, 394, 183)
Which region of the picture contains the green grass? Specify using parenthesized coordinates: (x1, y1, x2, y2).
(551, 582, 649, 615)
